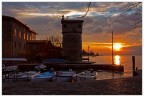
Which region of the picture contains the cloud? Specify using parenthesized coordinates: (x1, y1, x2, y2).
(2, 2, 142, 55)
(120, 45, 142, 55)
(2, 2, 89, 18)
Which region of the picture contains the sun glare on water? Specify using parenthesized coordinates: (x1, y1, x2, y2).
(114, 55, 121, 65)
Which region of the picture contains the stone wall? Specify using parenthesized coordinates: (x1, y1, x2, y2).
(62, 33, 82, 62)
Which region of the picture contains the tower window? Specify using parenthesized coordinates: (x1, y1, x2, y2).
(79, 24, 81, 28)
(64, 24, 66, 28)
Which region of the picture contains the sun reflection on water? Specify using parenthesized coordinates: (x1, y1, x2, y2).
(114, 55, 121, 65)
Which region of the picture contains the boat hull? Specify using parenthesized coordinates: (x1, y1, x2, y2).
(76, 75, 96, 82)
(31, 71, 55, 82)
(31, 77, 53, 82)
(53, 71, 75, 82)
(75, 70, 97, 82)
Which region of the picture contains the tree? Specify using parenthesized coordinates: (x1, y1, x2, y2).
(47, 35, 62, 47)
(123, 2, 142, 29)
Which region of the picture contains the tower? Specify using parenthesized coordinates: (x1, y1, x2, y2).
(61, 16, 84, 62)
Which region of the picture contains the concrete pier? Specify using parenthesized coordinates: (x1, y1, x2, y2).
(18, 63, 124, 72)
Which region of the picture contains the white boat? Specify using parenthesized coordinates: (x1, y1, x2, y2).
(31, 71, 55, 82)
(17, 71, 40, 80)
(3, 66, 18, 71)
(75, 69, 98, 82)
(34, 64, 47, 71)
(53, 70, 76, 82)
(4, 71, 40, 81)
(3, 66, 19, 81)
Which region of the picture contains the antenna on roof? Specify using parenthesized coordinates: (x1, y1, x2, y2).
(78, 2, 91, 18)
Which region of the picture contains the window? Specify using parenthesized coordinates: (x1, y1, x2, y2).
(27, 34, 28, 40)
(24, 33, 26, 40)
(14, 28, 17, 36)
(19, 42, 21, 48)
(24, 44, 26, 49)
(15, 41, 16, 48)
(31, 34, 33, 40)
(21, 32, 23, 39)
(64, 24, 66, 28)
(19, 30, 21, 38)
(33, 45, 36, 50)
(30, 36, 32, 40)
(79, 24, 81, 28)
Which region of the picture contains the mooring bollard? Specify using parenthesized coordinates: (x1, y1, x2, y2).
(132, 56, 135, 71)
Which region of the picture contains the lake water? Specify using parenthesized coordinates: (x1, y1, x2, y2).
(87, 55, 142, 80)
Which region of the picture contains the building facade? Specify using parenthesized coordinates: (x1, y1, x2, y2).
(61, 16, 84, 62)
(2, 15, 37, 58)
(26, 40, 62, 62)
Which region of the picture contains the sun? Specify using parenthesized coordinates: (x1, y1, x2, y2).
(113, 43, 123, 51)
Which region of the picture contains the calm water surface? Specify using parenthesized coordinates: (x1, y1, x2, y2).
(87, 55, 142, 80)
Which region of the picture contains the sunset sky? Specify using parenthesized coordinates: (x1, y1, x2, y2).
(2, 2, 142, 55)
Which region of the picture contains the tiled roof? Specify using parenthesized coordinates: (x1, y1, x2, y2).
(2, 15, 37, 34)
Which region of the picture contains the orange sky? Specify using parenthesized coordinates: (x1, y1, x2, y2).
(2, 2, 142, 56)
(82, 42, 142, 55)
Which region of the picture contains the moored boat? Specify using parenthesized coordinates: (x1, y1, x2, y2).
(18, 71, 40, 81)
(34, 64, 47, 72)
(30, 71, 55, 82)
(75, 69, 98, 82)
(3, 71, 40, 82)
(53, 69, 76, 82)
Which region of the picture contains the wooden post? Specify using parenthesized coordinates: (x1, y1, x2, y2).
(88, 46, 90, 62)
(132, 56, 135, 71)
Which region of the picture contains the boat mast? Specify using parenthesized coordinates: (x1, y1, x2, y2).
(112, 30, 114, 79)
(112, 30, 114, 66)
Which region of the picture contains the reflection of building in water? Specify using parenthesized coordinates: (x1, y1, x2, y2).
(61, 15, 84, 62)
(2, 15, 37, 58)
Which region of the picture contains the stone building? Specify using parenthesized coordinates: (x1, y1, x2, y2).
(2, 15, 62, 62)
(61, 16, 84, 62)
(2, 15, 37, 58)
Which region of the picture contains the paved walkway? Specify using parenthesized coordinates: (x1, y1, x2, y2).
(2, 70, 142, 95)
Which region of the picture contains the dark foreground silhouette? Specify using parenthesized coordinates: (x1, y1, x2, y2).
(2, 70, 142, 95)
